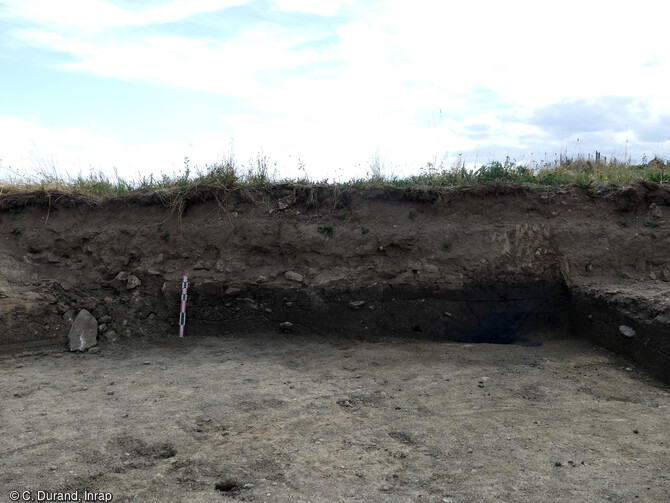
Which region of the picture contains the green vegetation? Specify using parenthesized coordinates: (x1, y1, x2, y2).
(318, 225, 334, 238)
(11, 227, 24, 235)
(1, 153, 667, 200)
(441, 241, 452, 251)
(617, 220, 629, 227)
(644, 221, 661, 228)
(360, 226, 370, 235)
(408, 210, 418, 220)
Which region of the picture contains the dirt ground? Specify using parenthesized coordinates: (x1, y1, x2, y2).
(1, 333, 669, 503)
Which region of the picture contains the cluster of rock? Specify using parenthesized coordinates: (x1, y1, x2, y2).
(66, 309, 117, 352)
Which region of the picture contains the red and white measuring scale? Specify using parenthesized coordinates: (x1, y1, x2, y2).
(178, 275, 189, 338)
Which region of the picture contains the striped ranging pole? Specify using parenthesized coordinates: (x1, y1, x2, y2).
(178, 275, 189, 338)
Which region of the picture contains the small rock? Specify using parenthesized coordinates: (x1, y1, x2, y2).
(102, 330, 118, 343)
(555, 461, 562, 467)
(649, 271, 657, 280)
(349, 300, 366, 309)
(619, 325, 636, 338)
(241, 297, 258, 310)
(633, 429, 639, 434)
(280, 321, 294, 332)
(126, 275, 142, 290)
(215, 259, 226, 272)
(224, 287, 241, 296)
(98, 315, 112, 324)
(648, 203, 663, 219)
(98, 324, 107, 334)
(193, 261, 208, 270)
(661, 269, 670, 282)
(285, 271, 303, 283)
(87, 347, 101, 354)
(63, 309, 76, 328)
(68, 309, 98, 352)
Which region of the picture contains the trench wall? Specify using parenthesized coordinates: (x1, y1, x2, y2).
(1, 183, 668, 380)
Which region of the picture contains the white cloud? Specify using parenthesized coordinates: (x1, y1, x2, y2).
(272, 0, 354, 16)
(10, 20, 329, 99)
(1, 0, 250, 33)
(2, 0, 670, 181)
(0, 116, 188, 180)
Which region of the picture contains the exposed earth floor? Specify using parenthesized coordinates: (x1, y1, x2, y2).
(1, 333, 669, 503)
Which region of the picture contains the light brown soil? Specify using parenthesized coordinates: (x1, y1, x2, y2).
(2, 334, 669, 503)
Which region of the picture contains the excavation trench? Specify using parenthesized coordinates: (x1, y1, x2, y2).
(176, 279, 669, 382)
(2, 182, 670, 503)
(1, 182, 669, 382)
(183, 281, 570, 345)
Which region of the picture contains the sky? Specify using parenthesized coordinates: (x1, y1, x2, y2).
(1, 0, 669, 182)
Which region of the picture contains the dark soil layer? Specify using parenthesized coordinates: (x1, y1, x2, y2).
(1, 182, 669, 379)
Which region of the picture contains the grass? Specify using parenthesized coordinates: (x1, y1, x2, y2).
(317, 225, 334, 238)
(1, 154, 668, 202)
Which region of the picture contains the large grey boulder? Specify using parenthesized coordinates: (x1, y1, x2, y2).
(68, 309, 98, 351)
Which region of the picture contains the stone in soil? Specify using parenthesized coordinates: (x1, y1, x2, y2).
(68, 309, 98, 352)
(284, 271, 303, 283)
